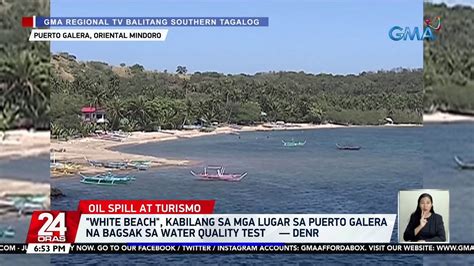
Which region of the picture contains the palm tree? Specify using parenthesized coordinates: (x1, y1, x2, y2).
(0, 102, 20, 131)
(106, 97, 125, 130)
(127, 96, 153, 130)
(0, 47, 49, 100)
(0, 47, 50, 129)
(84, 81, 107, 108)
(176, 65, 187, 75)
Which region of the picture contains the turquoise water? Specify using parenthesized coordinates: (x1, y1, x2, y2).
(52, 127, 424, 264)
(0, 154, 50, 266)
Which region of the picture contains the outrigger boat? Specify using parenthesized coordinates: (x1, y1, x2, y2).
(51, 154, 80, 174)
(0, 199, 17, 213)
(282, 139, 306, 147)
(112, 131, 131, 139)
(88, 160, 104, 167)
(0, 227, 15, 238)
(16, 202, 45, 215)
(454, 156, 474, 169)
(0, 199, 45, 216)
(127, 160, 151, 171)
(51, 162, 80, 175)
(104, 162, 128, 169)
(84, 157, 128, 169)
(84, 156, 104, 167)
(190, 166, 247, 182)
(0, 194, 48, 215)
(80, 178, 125, 186)
(79, 172, 136, 185)
(50, 162, 63, 169)
(127, 163, 149, 171)
(129, 160, 151, 165)
(336, 144, 361, 151)
(4, 194, 48, 205)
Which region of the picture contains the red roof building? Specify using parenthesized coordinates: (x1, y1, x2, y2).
(81, 106, 107, 123)
(81, 107, 96, 113)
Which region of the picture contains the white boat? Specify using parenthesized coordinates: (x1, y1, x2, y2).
(190, 166, 248, 182)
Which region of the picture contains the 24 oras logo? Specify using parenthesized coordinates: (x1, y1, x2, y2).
(389, 16, 441, 41)
(36, 212, 67, 242)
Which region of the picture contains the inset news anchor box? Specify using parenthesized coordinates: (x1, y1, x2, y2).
(398, 189, 449, 243)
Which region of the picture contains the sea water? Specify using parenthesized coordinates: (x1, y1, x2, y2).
(52, 127, 425, 264)
(0, 154, 49, 182)
(422, 123, 474, 264)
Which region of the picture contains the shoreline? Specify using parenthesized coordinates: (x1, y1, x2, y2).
(423, 112, 474, 123)
(3, 117, 471, 179)
(50, 123, 420, 178)
(0, 130, 50, 160)
(0, 179, 50, 198)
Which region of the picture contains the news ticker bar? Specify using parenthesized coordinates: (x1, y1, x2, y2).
(1, 243, 473, 254)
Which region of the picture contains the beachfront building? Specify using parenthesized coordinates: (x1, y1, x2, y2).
(385, 117, 394, 125)
(81, 106, 107, 124)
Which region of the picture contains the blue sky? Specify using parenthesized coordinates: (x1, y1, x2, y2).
(51, 0, 423, 75)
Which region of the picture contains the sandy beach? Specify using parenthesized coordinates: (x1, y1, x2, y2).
(0, 179, 50, 198)
(423, 112, 474, 123)
(50, 123, 421, 178)
(0, 130, 50, 160)
(0, 130, 50, 218)
(51, 126, 247, 177)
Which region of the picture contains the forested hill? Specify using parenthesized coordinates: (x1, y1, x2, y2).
(51, 53, 422, 134)
(424, 3, 474, 115)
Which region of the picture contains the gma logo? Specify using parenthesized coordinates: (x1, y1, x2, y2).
(388, 26, 436, 41)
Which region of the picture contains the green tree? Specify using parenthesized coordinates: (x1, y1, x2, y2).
(234, 102, 261, 124)
(176, 65, 187, 75)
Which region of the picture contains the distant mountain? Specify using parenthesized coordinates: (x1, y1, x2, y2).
(50, 52, 423, 139)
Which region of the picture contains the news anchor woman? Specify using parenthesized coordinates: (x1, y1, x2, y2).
(403, 193, 446, 242)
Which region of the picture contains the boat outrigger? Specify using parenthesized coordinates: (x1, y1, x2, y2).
(129, 160, 151, 165)
(282, 139, 306, 147)
(0, 194, 49, 215)
(127, 160, 151, 171)
(3, 193, 48, 204)
(336, 144, 361, 151)
(104, 162, 128, 169)
(84, 156, 104, 167)
(190, 166, 247, 182)
(0, 199, 44, 216)
(85, 156, 128, 168)
(80, 172, 136, 185)
(84, 157, 149, 171)
(0, 227, 15, 238)
(51, 154, 80, 174)
(454, 156, 474, 169)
